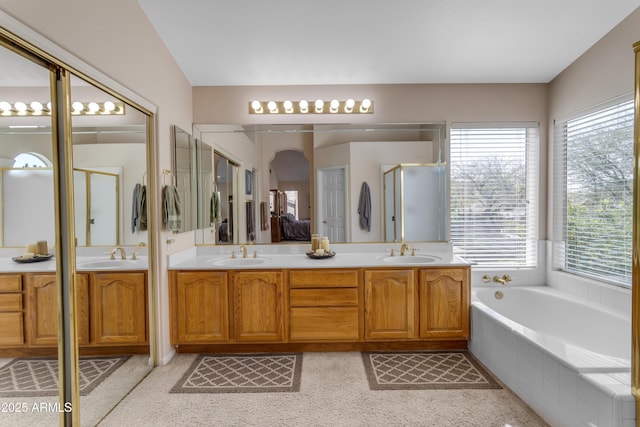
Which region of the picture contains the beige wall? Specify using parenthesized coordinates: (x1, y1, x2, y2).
(548, 7, 640, 241)
(0, 0, 193, 364)
(549, 7, 640, 120)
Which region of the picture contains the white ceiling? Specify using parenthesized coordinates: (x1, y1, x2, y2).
(138, 0, 640, 86)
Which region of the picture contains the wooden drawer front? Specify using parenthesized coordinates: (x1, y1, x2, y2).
(290, 288, 358, 307)
(0, 275, 22, 292)
(290, 307, 359, 340)
(0, 312, 24, 345)
(0, 294, 22, 312)
(290, 270, 359, 288)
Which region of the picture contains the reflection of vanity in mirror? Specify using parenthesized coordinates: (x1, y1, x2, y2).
(187, 122, 447, 245)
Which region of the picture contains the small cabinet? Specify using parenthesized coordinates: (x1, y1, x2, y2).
(173, 271, 229, 343)
(232, 271, 285, 342)
(0, 274, 23, 345)
(289, 269, 360, 341)
(364, 269, 416, 340)
(419, 268, 470, 339)
(91, 271, 147, 344)
(24, 273, 90, 346)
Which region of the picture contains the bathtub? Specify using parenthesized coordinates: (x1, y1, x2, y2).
(469, 285, 635, 427)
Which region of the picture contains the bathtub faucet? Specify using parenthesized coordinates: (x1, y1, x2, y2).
(492, 274, 512, 285)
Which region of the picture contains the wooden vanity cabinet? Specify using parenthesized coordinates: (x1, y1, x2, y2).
(25, 273, 89, 346)
(418, 267, 470, 339)
(172, 271, 229, 343)
(364, 269, 416, 340)
(289, 269, 360, 341)
(0, 274, 24, 345)
(91, 271, 147, 344)
(231, 271, 285, 342)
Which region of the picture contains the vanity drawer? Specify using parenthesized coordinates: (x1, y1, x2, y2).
(0, 294, 22, 312)
(289, 270, 359, 288)
(290, 307, 359, 340)
(290, 288, 358, 307)
(0, 274, 22, 292)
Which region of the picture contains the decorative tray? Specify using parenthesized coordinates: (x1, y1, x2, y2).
(12, 254, 54, 263)
(305, 251, 336, 259)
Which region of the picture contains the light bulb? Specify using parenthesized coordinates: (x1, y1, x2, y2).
(30, 101, 43, 112)
(298, 100, 309, 113)
(314, 99, 324, 113)
(251, 100, 262, 113)
(0, 101, 11, 112)
(345, 99, 355, 113)
(103, 101, 115, 112)
(283, 100, 293, 113)
(88, 102, 100, 113)
(329, 99, 339, 113)
(14, 102, 27, 112)
(267, 101, 278, 113)
(72, 101, 84, 113)
(360, 98, 372, 113)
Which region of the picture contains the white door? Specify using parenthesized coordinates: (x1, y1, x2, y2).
(317, 167, 347, 242)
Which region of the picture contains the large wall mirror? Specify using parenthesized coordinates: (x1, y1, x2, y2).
(192, 122, 446, 245)
(0, 40, 153, 426)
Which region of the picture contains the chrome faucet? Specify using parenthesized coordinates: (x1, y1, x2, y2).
(110, 247, 127, 260)
(400, 243, 410, 256)
(239, 245, 248, 259)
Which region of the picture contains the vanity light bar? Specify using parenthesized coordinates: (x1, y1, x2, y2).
(249, 99, 373, 114)
(0, 101, 125, 117)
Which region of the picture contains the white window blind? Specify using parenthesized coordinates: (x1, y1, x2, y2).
(450, 123, 539, 267)
(553, 99, 634, 286)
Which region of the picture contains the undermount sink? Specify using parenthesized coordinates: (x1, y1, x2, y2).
(78, 259, 146, 269)
(210, 257, 268, 267)
(382, 255, 441, 264)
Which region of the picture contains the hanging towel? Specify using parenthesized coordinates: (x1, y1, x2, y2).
(358, 181, 371, 232)
(139, 184, 147, 231)
(260, 201, 270, 231)
(210, 191, 221, 225)
(162, 185, 182, 231)
(246, 201, 255, 241)
(131, 183, 141, 233)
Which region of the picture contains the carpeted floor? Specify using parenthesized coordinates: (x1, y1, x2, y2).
(98, 352, 549, 427)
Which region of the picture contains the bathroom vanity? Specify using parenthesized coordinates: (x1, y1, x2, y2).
(169, 245, 470, 353)
(0, 262, 148, 356)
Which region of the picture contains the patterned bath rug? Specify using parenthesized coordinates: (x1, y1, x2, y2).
(0, 356, 130, 397)
(361, 351, 501, 390)
(171, 353, 303, 394)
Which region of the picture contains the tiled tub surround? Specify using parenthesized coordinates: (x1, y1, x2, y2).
(470, 285, 634, 427)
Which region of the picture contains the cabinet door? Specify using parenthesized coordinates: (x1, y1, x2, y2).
(25, 273, 90, 346)
(232, 271, 284, 342)
(364, 269, 416, 340)
(91, 272, 147, 344)
(25, 274, 57, 346)
(175, 271, 228, 343)
(419, 268, 470, 339)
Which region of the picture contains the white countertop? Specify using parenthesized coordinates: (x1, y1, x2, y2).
(0, 247, 148, 273)
(168, 242, 469, 270)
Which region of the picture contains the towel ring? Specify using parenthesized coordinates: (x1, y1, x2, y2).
(162, 169, 176, 186)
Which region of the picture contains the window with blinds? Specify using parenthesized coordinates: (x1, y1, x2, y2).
(553, 99, 634, 287)
(450, 124, 539, 267)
